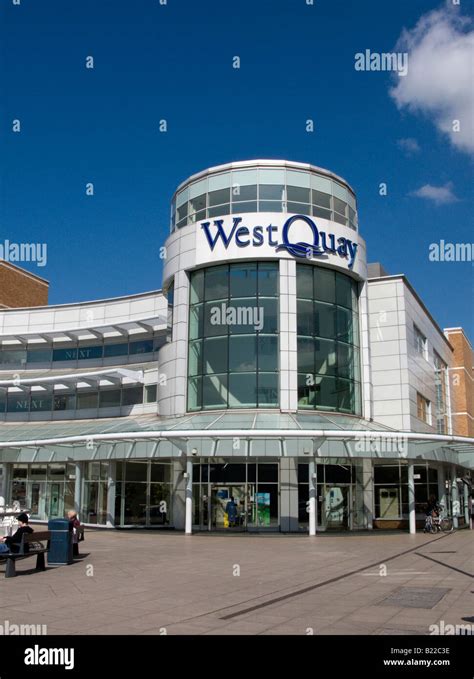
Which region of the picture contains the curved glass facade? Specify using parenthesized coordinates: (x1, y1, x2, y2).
(296, 264, 361, 414)
(172, 165, 357, 231)
(188, 262, 279, 410)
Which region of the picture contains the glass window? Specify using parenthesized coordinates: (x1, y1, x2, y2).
(258, 168, 285, 184)
(287, 202, 311, 215)
(414, 325, 427, 359)
(314, 301, 336, 338)
(7, 393, 30, 413)
(0, 350, 27, 365)
(53, 348, 78, 362)
(258, 201, 283, 212)
(312, 190, 331, 209)
(259, 184, 284, 200)
(333, 197, 347, 216)
(258, 336, 278, 371)
(208, 204, 230, 218)
(104, 343, 128, 358)
(336, 273, 353, 309)
(229, 335, 256, 372)
(205, 266, 229, 301)
(30, 392, 53, 412)
(204, 302, 228, 337)
(297, 337, 314, 373)
(189, 263, 278, 411)
(208, 188, 230, 207)
(311, 174, 332, 192)
(189, 304, 204, 340)
(257, 373, 278, 405)
(122, 386, 143, 406)
(296, 265, 313, 299)
(231, 201, 257, 213)
(232, 184, 257, 202)
(297, 300, 314, 336)
(99, 389, 121, 408)
(258, 263, 278, 296)
(189, 193, 206, 215)
(259, 298, 278, 334)
(77, 346, 103, 360)
(312, 206, 332, 220)
(228, 373, 257, 407)
(203, 337, 228, 374)
(287, 186, 310, 203)
(188, 340, 203, 376)
(54, 393, 76, 411)
(190, 269, 204, 304)
(145, 384, 157, 403)
(76, 391, 98, 410)
(314, 338, 336, 376)
(177, 202, 188, 223)
(208, 173, 230, 191)
(130, 340, 153, 355)
(229, 263, 257, 298)
(27, 349, 52, 363)
(296, 264, 360, 415)
(202, 374, 228, 409)
(314, 268, 336, 304)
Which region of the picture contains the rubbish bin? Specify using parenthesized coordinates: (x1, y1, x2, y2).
(47, 518, 73, 565)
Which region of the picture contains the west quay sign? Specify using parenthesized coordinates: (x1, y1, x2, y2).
(200, 215, 358, 269)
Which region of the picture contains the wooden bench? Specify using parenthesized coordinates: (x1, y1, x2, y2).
(0, 531, 50, 578)
(72, 525, 85, 556)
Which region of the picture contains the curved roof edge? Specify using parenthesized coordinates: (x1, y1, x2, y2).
(172, 159, 357, 202)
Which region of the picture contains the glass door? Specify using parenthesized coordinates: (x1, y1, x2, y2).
(323, 485, 351, 530)
(210, 484, 247, 531)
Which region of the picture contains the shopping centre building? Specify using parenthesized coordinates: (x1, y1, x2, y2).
(0, 160, 472, 534)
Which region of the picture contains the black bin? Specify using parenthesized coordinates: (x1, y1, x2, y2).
(47, 518, 73, 565)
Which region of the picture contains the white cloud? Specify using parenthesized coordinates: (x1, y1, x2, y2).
(410, 182, 459, 205)
(390, 6, 474, 154)
(397, 137, 421, 155)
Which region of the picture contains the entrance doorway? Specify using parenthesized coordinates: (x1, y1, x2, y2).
(192, 461, 279, 532)
(323, 485, 352, 530)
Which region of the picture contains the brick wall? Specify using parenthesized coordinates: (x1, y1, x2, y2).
(0, 261, 49, 308)
(445, 329, 474, 437)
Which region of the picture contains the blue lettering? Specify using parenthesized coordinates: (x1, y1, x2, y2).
(200, 217, 242, 250)
(253, 226, 264, 246)
(235, 226, 250, 247)
(266, 225, 279, 246)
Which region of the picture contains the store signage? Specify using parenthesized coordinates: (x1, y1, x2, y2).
(200, 215, 358, 269)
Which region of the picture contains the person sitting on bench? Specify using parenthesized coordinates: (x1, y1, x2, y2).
(0, 513, 33, 554)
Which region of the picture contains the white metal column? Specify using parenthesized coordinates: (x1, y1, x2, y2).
(408, 462, 416, 534)
(74, 462, 83, 517)
(309, 459, 317, 536)
(463, 481, 471, 529)
(185, 458, 193, 535)
(106, 462, 116, 528)
(451, 466, 459, 529)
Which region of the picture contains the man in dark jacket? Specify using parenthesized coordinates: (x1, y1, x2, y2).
(0, 513, 33, 554)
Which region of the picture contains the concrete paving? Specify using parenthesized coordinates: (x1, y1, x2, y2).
(0, 529, 472, 635)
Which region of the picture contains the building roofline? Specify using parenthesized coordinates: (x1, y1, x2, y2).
(171, 158, 357, 202)
(444, 327, 473, 352)
(0, 288, 164, 313)
(367, 274, 454, 351)
(0, 260, 49, 286)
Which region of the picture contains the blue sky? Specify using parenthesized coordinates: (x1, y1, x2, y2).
(1, 0, 473, 338)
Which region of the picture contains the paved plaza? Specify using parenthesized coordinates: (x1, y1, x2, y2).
(0, 529, 472, 636)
